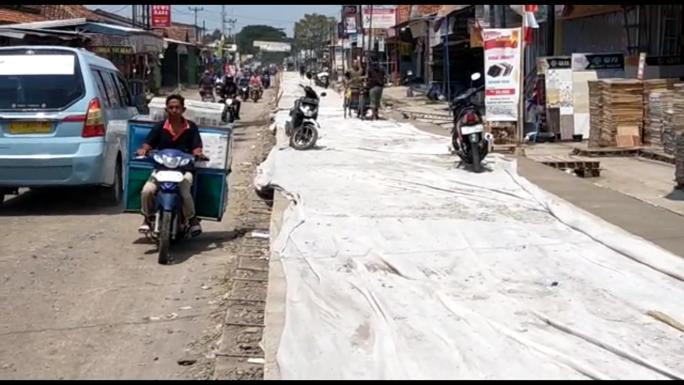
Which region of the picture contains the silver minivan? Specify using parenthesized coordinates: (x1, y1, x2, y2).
(0, 46, 139, 204)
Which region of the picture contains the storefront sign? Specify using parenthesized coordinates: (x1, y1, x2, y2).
(483, 28, 522, 122)
(151, 5, 171, 28)
(571, 53, 624, 71)
(645, 55, 684, 66)
(543, 56, 573, 110)
(92, 46, 134, 55)
(362, 7, 397, 29)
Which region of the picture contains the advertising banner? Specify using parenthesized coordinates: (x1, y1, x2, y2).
(151, 5, 171, 28)
(343, 5, 358, 34)
(362, 7, 396, 29)
(483, 28, 522, 122)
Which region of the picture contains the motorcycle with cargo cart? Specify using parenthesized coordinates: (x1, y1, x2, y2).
(123, 117, 233, 264)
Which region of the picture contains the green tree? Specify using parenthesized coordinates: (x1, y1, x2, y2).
(293, 14, 336, 65)
(236, 24, 288, 56)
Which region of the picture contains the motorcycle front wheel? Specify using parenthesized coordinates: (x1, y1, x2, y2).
(158, 211, 173, 264)
(290, 124, 318, 150)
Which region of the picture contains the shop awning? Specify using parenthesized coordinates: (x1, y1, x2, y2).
(0, 27, 84, 41)
(2, 19, 165, 54)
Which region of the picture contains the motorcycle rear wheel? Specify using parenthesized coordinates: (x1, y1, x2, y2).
(158, 211, 172, 264)
(471, 143, 482, 173)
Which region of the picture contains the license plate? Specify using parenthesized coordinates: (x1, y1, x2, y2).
(461, 124, 483, 135)
(9, 121, 52, 134)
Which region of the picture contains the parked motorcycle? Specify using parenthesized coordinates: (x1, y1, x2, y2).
(137, 149, 210, 264)
(285, 84, 326, 150)
(250, 85, 262, 102)
(449, 72, 492, 173)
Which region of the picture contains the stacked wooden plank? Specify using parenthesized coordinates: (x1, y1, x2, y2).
(668, 84, 684, 158)
(662, 84, 684, 155)
(600, 79, 644, 147)
(643, 79, 678, 145)
(647, 91, 673, 147)
(587, 80, 603, 148)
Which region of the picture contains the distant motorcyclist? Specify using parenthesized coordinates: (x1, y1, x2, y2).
(250, 73, 263, 89)
(219, 75, 242, 120)
(199, 70, 214, 99)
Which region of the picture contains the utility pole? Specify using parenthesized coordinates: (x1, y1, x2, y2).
(221, 5, 227, 38)
(188, 6, 204, 43)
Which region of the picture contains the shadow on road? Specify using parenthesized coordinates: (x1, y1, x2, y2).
(136, 227, 253, 265)
(665, 189, 684, 202)
(0, 187, 121, 216)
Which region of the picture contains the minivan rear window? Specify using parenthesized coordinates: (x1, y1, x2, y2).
(0, 49, 85, 111)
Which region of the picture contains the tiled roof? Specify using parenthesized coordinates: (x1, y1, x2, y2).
(59, 5, 102, 21)
(0, 8, 47, 24)
(152, 25, 196, 43)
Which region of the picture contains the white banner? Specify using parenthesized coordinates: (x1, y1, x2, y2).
(483, 28, 522, 122)
(362, 7, 396, 29)
(253, 40, 291, 52)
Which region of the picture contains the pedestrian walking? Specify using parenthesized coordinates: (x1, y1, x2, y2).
(367, 61, 386, 120)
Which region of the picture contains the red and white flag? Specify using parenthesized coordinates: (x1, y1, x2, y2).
(523, 5, 539, 43)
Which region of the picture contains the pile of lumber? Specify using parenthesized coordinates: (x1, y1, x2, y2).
(643, 79, 678, 145)
(675, 133, 684, 187)
(666, 84, 684, 155)
(600, 79, 644, 148)
(587, 80, 603, 148)
(646, 91, 673, 147)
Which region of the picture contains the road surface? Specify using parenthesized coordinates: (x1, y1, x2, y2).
(0, 88, 275, 379)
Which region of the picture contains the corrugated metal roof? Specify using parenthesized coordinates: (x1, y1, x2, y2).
(2, 18, 86, 30)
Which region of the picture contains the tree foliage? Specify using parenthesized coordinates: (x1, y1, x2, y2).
(293, 14, 337, 59)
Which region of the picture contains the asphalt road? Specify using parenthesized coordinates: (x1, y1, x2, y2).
(0, 89, 275, 379)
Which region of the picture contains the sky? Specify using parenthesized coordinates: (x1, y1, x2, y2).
(85, 5, 342, 37)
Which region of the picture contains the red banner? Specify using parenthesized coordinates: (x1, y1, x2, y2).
(151, 5, 171, 28)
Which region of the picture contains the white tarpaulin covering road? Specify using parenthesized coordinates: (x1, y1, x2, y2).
(256, 73, 684, 380)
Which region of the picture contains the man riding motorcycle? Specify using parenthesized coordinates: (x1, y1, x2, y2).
(219, 75, 242, 120)
(136, 94, 206, 235)
(249, 73, 263, 99)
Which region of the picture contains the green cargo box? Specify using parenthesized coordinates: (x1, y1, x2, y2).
(123, 118, 233, 222)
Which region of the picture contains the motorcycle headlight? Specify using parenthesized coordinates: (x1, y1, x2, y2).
(180, 158, 191, 167)
(153, 153, 164, 164)
(161, 154, 182, 169)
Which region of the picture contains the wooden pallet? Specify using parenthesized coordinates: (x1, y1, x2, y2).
(492, 144, 519, 154)
(571, 146, 641, 158)
(527, 155, 601, 178)
(639, 147, 676, 165)
(406, 111, 453, 122)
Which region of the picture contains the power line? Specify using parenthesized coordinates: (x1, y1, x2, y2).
(105, 5, 130, 15)
(171, 6, 193, 16)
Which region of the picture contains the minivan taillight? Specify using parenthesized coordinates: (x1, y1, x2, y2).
(82, 98, 105, 137)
